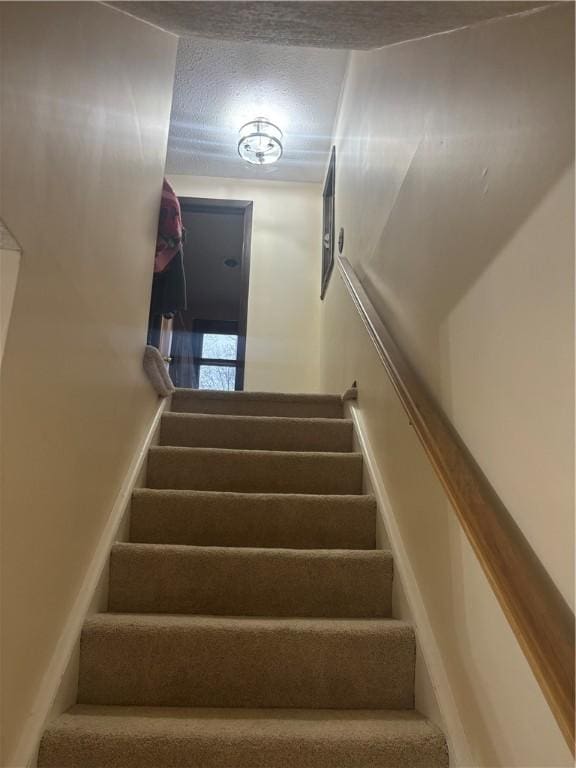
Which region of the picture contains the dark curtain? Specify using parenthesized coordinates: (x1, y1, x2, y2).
(169, 312, 198, 388)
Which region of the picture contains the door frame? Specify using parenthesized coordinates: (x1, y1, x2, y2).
(178, 196, 253, 390)
(321, 146, 336, 300)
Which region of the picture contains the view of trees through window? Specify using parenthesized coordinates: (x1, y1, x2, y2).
(202, 334, 238, 360)
(198, 364, 236, 391)
(198, 333, 238, 391)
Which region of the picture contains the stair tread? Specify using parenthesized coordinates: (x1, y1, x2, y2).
(150, 446, 362, 457)
(162, 412, 353, 424)
(132, 489, 375, 502)
(172, 389, 344, 403)
(40, 706, 448, 768)
(114, 542, 388, 557)
(86, 612, 410, 630)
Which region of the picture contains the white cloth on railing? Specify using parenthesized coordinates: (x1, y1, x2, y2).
(143, 345, 175, 397)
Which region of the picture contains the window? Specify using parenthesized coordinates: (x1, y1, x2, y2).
(193, 320, 243, 391)
(202, 334, 238, 360)
(198, 364, 237, 391)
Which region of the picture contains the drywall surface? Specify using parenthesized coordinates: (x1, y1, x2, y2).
(321, 4, 574, 765)
(321, 271, 573, 767)
(0, 4, 177, 764)
(168, 175, 323, 393)
(330, 4, 574, 607)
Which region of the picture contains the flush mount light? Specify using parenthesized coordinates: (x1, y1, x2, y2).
(238, 117, 283, 166)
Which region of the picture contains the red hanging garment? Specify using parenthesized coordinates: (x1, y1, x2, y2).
(154, 179, 183, 274)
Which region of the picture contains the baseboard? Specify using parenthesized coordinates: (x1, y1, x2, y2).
(346, 400, 473, 767)
(8, 397, 168, 768)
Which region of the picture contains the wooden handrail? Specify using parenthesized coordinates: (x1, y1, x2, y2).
(337, 255, 575, 752)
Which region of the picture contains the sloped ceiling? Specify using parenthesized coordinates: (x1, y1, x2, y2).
(113, 0, 554, 182)
(110, 1, 550, 50)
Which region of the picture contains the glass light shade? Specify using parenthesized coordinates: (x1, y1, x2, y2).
(238, 118, 283, 165)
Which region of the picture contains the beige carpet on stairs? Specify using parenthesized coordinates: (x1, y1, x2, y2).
(160, 412, 355, 452)
(147, 446, 364, 494)
(108, 543, 394, 616)
(130, 490, 378, 549)
(169, 389, 345, 418)
(39, 389, 449, 768)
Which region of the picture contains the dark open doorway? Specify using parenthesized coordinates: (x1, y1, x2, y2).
(170, 197, 252, 390)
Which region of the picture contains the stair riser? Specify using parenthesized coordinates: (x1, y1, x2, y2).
(130, 491, 377, 549)
(171, 395, 343, 419)
(108, 545, 393, 618)
(147, 449, 364, 495)
(78, 620, 415, 709)
(39, 712, 448, 768)
(160, 415, 354, 452)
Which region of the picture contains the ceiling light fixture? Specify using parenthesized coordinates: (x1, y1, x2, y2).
(238, 117, 283, 166)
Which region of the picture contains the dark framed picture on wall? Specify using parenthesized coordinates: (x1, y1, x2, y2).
(321, 146, 336, 299)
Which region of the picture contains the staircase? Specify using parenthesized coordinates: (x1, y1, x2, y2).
(39, 390, 448, 767)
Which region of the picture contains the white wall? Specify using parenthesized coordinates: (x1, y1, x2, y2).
(169, 175, 323, 393)
(330, 2, 574, 608)
(322, 271, 574, 768)
(0, 4, 177, 764)
(321, 3, 573, 766)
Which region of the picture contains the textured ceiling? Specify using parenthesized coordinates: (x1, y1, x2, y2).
(123, 0, 552, 182)
(166, 35, 348, 182)
(110, 2, 550, 50)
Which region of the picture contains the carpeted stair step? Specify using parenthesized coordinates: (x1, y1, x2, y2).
(171, 389, 344, 419)
(146, 447, 364, 494)
(108, 543, 393, 617)
(78, 614, 415, 709)
(39, 706, 449, 768)
(159, 412, 354, 452)
(130, 490, 377, 549)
